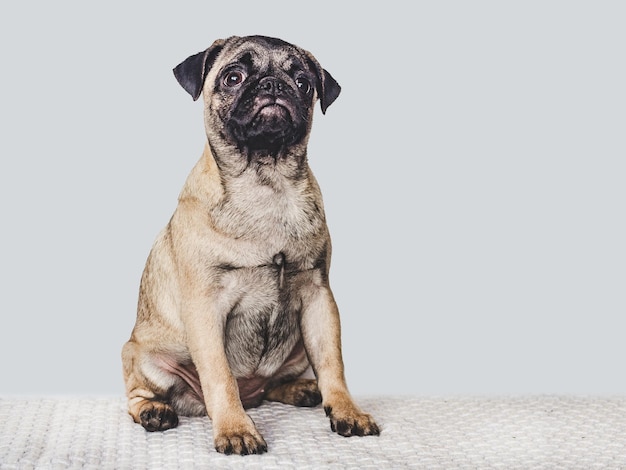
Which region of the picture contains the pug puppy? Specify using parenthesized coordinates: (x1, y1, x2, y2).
(122, 35, 379, 456)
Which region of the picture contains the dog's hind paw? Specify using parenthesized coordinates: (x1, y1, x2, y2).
(264, 378, 322, 407)
(138, 401, 179, 432)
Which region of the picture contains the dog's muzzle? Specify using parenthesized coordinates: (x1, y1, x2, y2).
(228, 76, 305, 153)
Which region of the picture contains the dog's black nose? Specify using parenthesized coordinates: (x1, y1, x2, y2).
(258, 77, 284, 95)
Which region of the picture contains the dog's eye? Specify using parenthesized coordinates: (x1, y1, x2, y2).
(295, 77, 312, 94)
(224, 70, 246, 87)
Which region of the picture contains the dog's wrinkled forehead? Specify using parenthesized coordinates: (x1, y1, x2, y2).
(216, 36, 308, 76)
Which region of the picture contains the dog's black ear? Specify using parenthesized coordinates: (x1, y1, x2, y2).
(173, 39, 225, 101)
(305, 53, 341, 114)
(318, 68, 341, 114)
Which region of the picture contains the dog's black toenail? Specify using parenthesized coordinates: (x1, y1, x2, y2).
(336, 420, 351, 436)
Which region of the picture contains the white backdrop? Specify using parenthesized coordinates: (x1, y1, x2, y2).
(0, 1, 624, 396)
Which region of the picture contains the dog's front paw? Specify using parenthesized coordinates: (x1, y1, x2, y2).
(324, 405, 380, 437)
(214, 416, 268, 455)
(215, 431, 268, 455)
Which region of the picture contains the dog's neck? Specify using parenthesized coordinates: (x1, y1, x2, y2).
(211, 135, 309, 180)
(177, 144, 325, 246)
(179, 143, 316, 205)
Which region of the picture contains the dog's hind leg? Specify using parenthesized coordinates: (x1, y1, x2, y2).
(121, 340, 180, 432)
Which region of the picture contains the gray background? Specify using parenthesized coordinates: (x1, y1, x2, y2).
(1, 1, 624, 396)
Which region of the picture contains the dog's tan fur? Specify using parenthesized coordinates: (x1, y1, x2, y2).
(122, 36, 379, 455)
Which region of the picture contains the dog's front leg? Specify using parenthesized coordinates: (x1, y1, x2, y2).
(182, 290, 268, 455)
(300, 284, 380, 437)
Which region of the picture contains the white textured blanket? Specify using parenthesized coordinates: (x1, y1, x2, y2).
(1, 396, 625, 469)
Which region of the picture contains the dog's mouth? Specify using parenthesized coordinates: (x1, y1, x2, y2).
(252, 99, 293, 124)
(227, 95, 305, 154)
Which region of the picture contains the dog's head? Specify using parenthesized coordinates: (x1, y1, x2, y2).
(173, 36, 340, 162)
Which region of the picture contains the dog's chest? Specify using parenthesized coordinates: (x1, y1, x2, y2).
(221, 261, 304, 378)
(208, 171, 325, 377)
